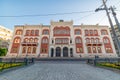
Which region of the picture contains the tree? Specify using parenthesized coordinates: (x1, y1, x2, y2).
(0, 48, 7, 56)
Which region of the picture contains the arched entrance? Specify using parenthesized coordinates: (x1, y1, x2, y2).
(51, 48, 54, 57)
(63, 47, 68, 57)
(56, 47, 61, 57)
(70, 48, 73, 57)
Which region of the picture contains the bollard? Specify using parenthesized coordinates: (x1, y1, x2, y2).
(24, 58, 28, 65)
(93, 59, 96, 66)
(32, 58, 35, 63)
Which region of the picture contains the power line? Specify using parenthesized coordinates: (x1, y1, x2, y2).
(113, 0, 120, 6)
(98, 15, 106, 24)
(79, 12, 96, 20)
(0, 10, 94, 17)
(74, 12, 96, 22)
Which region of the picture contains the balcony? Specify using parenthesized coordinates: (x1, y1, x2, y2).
(21, 42, 38, 46)
(86, 42, 102, 46)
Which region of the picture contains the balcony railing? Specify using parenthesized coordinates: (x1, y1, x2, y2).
(86, 42, 102, 46)
(21, 42, 38, 46)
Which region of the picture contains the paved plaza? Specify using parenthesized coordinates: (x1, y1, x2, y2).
(0, 61, 120, 80)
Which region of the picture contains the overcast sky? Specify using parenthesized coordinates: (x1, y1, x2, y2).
(0, 0, 120, 30)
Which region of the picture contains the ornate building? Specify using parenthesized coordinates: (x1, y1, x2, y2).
(7, 20, 117, 58)
(0, 25, 13, 48)
(109, 25, 120, 56)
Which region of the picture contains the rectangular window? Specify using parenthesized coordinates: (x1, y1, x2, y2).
(77, 48, 80, 52)
(43, 30, 49, 35)
(26, 30, 30, 35)
(85, 31, 88, 35)
(35, 30, 39, 36)
(87, 47, 91, 53)
(11, 48, 18, 53)
(31, 30, 34, 35)
(79, 48, 83, 53)
(75, 31, 80, 35)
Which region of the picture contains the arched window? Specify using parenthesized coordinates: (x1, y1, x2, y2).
(26, 30, 30, 36)
(16, 30, 22, 35)
(42, 37, 48, 43)
(103, 37, 110, 44)
(24, 38, 28, 43)
(101, 29, 108, 35)
(93, 47, 97, 53)
(85, 30, 88, 35)
(91, 38, 94, 43)
(27, 47, 31, 53)
(31, 30, 34, 36)
(41, 37, 49, 53)
(96, 38, 99, 43)
(75, 37, 82, 43)
(87, 47, 92, 53)
(75, 29, 81, 35)
(53, 26, 70, 36)
(42, 29, 49, 35)
(94, 30, 98, 35)
(75, 37, 83, 53)
(97, 47, 102, 53)
(11, 48, 18, 53)
(11, 37, 21, 53)
(89, 30, 93, 35)
(103, 37, 113, 53)
(34, 38, 38, 43)
(86, 38, 90, 43)
(30, 38, 33, 43)
(14, 37, 21, 43)
(35, 30, 39, 36)
(32, 47, 36, 53)
(106, 47, 113, 53)
(22, 47, 26, 53)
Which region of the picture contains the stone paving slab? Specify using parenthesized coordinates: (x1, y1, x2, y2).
(0, 61, 120, 80)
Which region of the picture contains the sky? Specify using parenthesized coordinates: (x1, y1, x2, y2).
(0, 0, 120, 30)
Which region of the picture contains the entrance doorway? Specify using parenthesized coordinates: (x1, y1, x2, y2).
(56, 47, 61, 57)
(51, 48, 54, 57)
(63, 47, 68, 57)
(70, 48, 73, 57)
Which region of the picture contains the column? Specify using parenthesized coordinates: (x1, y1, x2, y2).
(26, 46, 28, 58)
(68, 48, 70, 57)
(18, 46, 22, 57)
(54, 48, 56, 57)
(31, 46, 33, 57)
(61, 47, 63, 57)
(48, 48, 51, 57)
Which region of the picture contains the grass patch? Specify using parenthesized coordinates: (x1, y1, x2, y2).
(0, 62, 25, 71)
(96, 62, 120, 70)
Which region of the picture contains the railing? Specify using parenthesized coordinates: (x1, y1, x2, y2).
(21, 42, 38, 46)
(86, 42, 103, 46)
(0, 58, 35, 72)
(86, 42, 103, 44)
(87, 57, 120, 66)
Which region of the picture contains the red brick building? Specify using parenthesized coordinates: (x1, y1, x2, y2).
(7, 20, 117, 58)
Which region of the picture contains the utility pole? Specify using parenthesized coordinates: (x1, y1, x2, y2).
(95, 0, 120, 56)
(110, 6, 120, 32)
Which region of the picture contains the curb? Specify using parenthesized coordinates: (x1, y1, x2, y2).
(87, 63, 120, 74)
(0, 63, 34, 75)
(95, 66, 120, 74)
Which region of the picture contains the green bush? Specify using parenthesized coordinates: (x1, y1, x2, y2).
(0, 63, 25, 71)
(0, 48, 7, 56)
(97, 62, 120, 70)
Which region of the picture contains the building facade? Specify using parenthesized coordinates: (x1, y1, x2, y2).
(7, 20, 117, 58)
(0, 25, 13, 48)
(109, 25, 120, 56)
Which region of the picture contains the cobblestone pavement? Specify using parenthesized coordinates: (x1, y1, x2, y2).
(0, 61, 120, 80)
